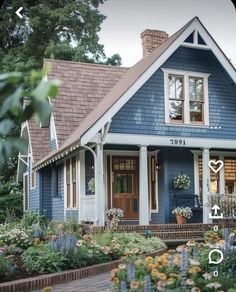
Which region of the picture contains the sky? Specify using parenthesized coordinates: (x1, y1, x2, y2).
(98, 0, 236, 67)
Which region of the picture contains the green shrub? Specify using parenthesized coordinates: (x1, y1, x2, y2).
(0, 255, 12, 281)
(20, 211, 49, 229)
(21, 245, 66, 274)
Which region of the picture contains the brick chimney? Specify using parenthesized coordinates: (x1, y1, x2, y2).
(141, 29, 169, 57)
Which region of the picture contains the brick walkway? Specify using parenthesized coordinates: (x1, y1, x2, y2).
(35, 272, 112, 292)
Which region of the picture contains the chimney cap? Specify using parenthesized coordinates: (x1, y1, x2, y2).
(141, 29, 169, 38)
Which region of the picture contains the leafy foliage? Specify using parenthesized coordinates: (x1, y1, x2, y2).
(0, 68, 58, 165)
(21, 245, 66, 274)
(0, 0, 121, 71)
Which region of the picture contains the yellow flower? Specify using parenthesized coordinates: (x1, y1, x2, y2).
(83, 234, 92, 241)
(170, 273, 181, 280)
(168, 249, 176, 254)
(151, 269, 160, 278)
(130, 280, 139, 289)
(41, 287, 52, 292)
(186, 279, 195, 286)
(76, 240, 83, 247)
(145, 256, 154, 263)
(166, 278, 174, 285)
(159, 273, 167, 281)
(186, 240, 196, 247)
(188, 266, 201, 274)
(191, 288, 201, 292)
(148, 263, 155, 270)
(118, 264, 126, 269)
(111, 268, 118, 276)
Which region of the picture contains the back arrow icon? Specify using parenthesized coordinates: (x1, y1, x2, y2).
(15, 7, 23, 19)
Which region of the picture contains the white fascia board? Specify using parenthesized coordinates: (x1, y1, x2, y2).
(195, 22, 236, 83)
(80, 22, 198, 146)
(106, 133, 236, 149)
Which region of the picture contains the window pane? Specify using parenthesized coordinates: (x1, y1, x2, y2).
(169, 75, 184, 100)
(73, 182, 77, 207)
(224, 157, 236, 194)
(190, 101, 203, 122)
(115, 174, 133, 193)
(189, 77, 203, 101)
(67, 185, 70, 208)
(169, 100, 183, 121)
(72, 157, 76, 182)
(66, 160, 70, 183)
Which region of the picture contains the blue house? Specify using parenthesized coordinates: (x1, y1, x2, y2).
(17, 17, 236, 226)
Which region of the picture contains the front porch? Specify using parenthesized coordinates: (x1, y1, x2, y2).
(79, 142, 236, 226)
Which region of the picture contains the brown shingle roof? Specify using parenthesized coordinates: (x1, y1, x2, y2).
(34, 16, 194, 168)
(29, 61, 128, 162)
(28, 118, 51, 163)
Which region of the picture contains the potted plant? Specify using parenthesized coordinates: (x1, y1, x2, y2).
(173, 174, 191, 190)
(105, 208, 124, 221)
(172, 207, 193, 224)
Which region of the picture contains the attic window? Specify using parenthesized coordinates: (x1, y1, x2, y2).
(184, 32, 194, 43)
(162, 68, 210, 126)
(198, 33, 206, 45)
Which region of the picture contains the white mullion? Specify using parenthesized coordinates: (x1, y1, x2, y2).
(219, 154, 225, 195)
(70, 158, 72, 209)
(164, 72, 169, 123)
(184, 74, 190, 124)
(63, 161, 67, 220)
(193, 30, 198, 44)
(204, 76, 209, 125)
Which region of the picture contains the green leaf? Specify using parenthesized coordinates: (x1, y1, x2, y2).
(0, 119, 14, 135)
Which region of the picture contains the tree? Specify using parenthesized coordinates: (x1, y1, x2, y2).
(0, 0, 122, 71)
(0, 68, 58, 221)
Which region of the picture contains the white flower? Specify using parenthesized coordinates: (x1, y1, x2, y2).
(205, 282, 221, 289)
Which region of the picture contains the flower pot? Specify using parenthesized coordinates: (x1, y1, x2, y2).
(176, 214, 186, 224)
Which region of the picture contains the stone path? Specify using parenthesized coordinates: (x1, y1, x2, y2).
(36, 272, 112, 292)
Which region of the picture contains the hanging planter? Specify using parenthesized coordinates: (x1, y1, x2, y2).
(173, 174, 191, 190)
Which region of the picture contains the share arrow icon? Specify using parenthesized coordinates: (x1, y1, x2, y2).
(209, 204, 223, 219)
(15, 7, 23, 19)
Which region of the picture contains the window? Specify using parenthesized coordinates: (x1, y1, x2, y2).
(66, 157, 77, 208)
(198, 156, 220, 195)
(163, 69, 209, 125)
(30, 170, 36, 189)
(168, 75, 184, 122)
(23, 173, 29, 211)
(224, 157, 236, 194)
(85, 151, 95, 195)
(150, 155, 157, 210)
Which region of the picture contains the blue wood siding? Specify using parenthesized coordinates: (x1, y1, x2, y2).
(41, 167, 52, 219)
(110, 47, 236, 139)
(40, 164, 66, 221)
(151, 148, 202, 224)
(29, 171, 40, 212)
(51, 164, 64, 221)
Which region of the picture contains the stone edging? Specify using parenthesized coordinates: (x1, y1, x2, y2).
(0, 249, 166, 292)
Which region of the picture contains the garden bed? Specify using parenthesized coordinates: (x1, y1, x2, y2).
(0, 249, 166, 292)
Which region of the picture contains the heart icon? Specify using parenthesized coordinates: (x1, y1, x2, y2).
(208, 160, 224, 173)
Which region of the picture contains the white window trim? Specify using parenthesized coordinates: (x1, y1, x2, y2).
(192, 151, 236, 196)
(23, 172, 29, 211)
(65, 156, 78, 210)
(148, 150, 160, 213)
(163, 68, 210, 126)
(30, 170, 36, 190)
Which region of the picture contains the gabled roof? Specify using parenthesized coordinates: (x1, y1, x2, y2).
(29, 61, 128, 163)
(34, 16, 236, 169)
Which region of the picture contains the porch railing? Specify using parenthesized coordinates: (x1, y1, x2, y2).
(208, 194, 236, 219)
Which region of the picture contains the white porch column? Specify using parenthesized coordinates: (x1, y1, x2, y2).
(139, 145, 149, 225)
(95, 143, 105, 226)
(202, 148, 210, 223)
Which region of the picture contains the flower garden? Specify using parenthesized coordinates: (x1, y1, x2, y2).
(0, 212, 165, 283)
(112, 229, 236, 291)
(0, 212, 236, 291)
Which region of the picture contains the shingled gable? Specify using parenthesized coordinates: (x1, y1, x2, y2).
(34, 16, 236, 169)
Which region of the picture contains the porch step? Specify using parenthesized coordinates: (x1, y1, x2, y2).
(147, 230, 204, 240)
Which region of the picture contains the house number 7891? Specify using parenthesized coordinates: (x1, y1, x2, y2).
(170, 139, 186, 146)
